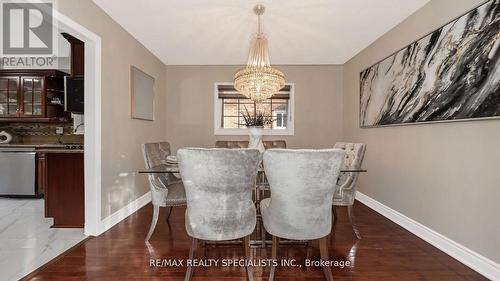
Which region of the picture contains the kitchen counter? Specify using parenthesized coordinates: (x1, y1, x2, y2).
(0, 143, 67, 148)
(35, 149, 84, 153)
(0, 144, 84, 153)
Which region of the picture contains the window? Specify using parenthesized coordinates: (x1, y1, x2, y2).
(221, 97, 288, 129)
(273, 109, 287, 129)
(214, 83, 294, 135)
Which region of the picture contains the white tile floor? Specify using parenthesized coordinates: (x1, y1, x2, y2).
(0, 198, 87, 281)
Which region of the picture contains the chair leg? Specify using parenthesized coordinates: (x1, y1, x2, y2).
(184, 238, 198, 281)
(347, 205, 362, 240)
(200, 240, 206, 259)
(269, 235, 279, 281)
(306, 240, 312, 261)
(261, 220, 267, 248)
(332, 206, 338, 225)
(166, 206, 173, 222)
(319, 236, 334, 281)
(145, 205, 160, 242)
(244, 235, 254, 281)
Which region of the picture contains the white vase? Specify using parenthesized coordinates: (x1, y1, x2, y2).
(248, 127, 265, 153)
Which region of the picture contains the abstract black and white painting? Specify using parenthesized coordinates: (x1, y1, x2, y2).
(360, 0, 499, 127)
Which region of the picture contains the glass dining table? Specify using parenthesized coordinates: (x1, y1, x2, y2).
(138, 166, 367, 175)
(138, 165, 367, 247)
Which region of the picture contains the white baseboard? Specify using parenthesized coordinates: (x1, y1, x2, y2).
(98, 191, 151, 235)
(355, 191, 500, 281)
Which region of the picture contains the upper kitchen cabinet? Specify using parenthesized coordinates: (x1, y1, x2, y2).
(62, 33, 84, 76)
(0, 70, 69, 122)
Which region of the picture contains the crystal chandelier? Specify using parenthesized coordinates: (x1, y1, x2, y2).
(234, 4, 285, 103)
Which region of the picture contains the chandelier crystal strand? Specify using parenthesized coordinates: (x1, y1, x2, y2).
(234, 5, 285, 103)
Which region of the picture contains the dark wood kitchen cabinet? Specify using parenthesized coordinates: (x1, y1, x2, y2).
(62, 33, 85, 76)
(0, 70, 69, 122)
(36, 153, 47, 196)
(44, 153, 84, 228)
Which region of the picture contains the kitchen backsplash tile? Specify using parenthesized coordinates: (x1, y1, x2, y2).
(0, 122, 84, 144)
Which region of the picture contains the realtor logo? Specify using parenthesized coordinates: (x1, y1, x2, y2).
(1, 1, 53, 55)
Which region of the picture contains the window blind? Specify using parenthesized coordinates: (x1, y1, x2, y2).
(217, 84, 290, 99)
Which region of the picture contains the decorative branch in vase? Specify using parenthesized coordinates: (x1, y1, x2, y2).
(240, 107, 274, 153)
(240, 107, 274, 128)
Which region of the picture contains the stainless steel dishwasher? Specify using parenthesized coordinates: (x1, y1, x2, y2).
(0, 147, 36, 196)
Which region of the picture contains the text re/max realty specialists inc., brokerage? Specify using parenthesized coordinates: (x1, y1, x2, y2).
(150, 258, 352, 269)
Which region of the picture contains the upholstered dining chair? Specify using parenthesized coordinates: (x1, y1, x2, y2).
(332, 142, 366, 239)
(142, 142, 186, 242)
(215, 140, 249, 148)
(215, 140, 287, 247)
(263, 140, 287, 149)
(215, 140, 287, 149)
(260, 149, 345, 281)
(177, 148, 261, 281)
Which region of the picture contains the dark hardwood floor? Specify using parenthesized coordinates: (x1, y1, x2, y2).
(25, 201, 486, 280)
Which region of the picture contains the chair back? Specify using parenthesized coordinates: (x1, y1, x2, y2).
(333, 142, 366, 205)
(263, 140, 287, 149)
(177, 148, 261, 241)
(215, 140, 249, 149)
(334, 142, 366, 170)
(262, 149, 345, 240)
(142, 141, 179, 194)
(215, 140, 287, 149)
(142, 142, 171, 169)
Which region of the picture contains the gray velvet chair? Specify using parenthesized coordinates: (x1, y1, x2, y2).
(260, 149, 345, 281)
(332, 142, 366, 239)
(263, 140, 287, 149)
(142, 142, 186, 242)
(177, 148, 261, 281)
(215, 140, 287, 247)
(215, 140, 287, 149)
(215, 140, 249, 148)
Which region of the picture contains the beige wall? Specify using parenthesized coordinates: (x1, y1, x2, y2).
(343, 0, 500, 263)
(56, 0, 167, 219)
(165, 65, 344, 152)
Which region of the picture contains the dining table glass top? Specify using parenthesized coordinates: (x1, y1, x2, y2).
(138, 165, 367, 174)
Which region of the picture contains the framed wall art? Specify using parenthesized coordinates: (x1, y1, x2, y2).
(360, 0, 499, 127)
(130, 66, 155, 121)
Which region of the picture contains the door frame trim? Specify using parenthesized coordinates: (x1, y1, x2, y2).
(53, 9, 102, 236)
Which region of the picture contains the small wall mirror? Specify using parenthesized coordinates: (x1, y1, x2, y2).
(130, 66, 155, 121)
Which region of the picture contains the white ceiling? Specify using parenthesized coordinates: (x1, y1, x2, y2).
(93, 0, 429, 65)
